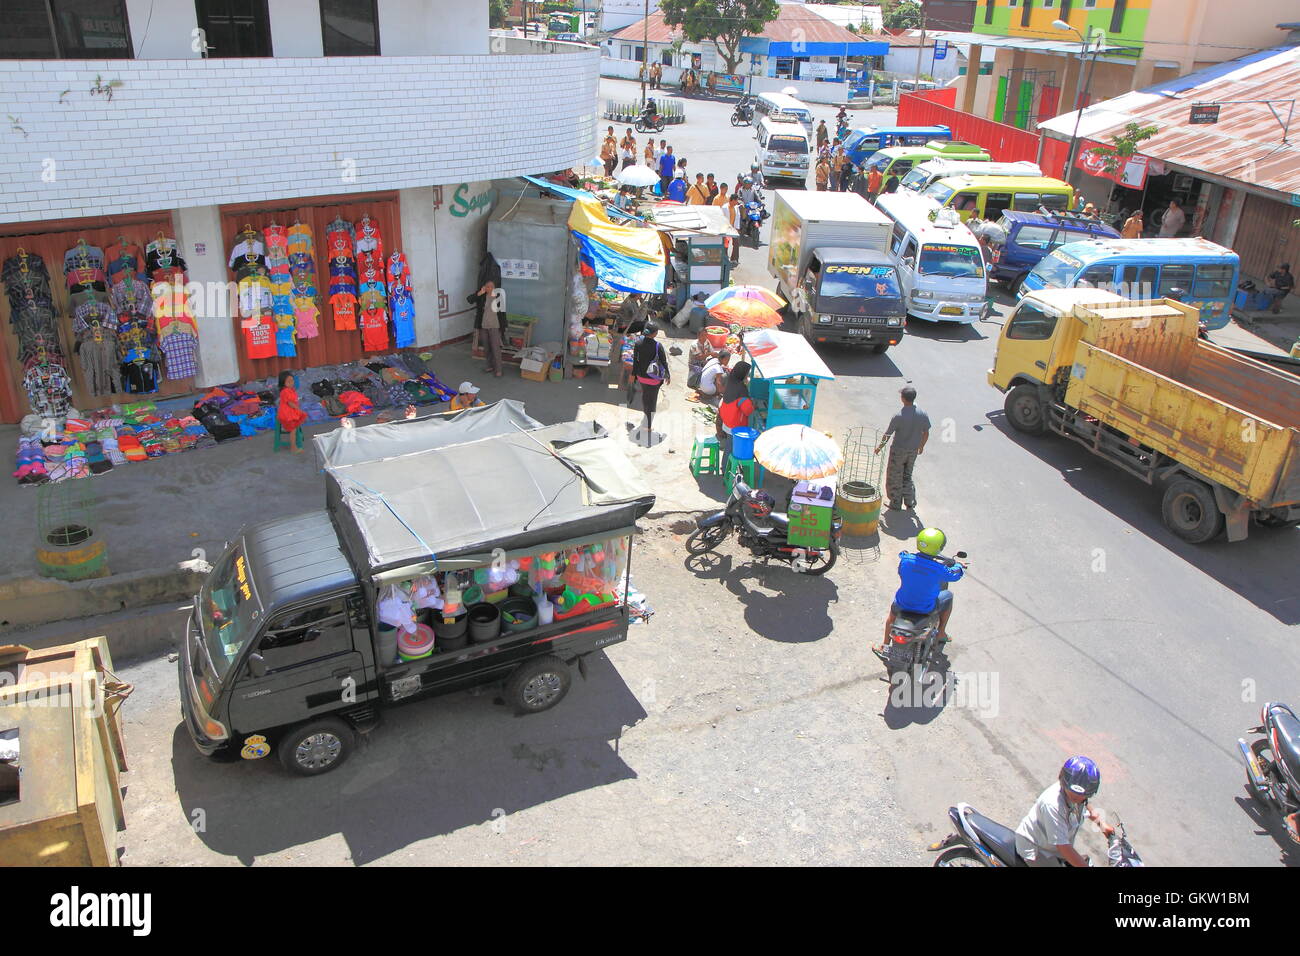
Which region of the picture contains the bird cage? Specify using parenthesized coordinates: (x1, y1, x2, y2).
(35, 481, 109, 580)
(835, 427, 886, 541)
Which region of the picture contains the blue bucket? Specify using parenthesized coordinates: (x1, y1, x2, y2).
(731, 427, 757, 461)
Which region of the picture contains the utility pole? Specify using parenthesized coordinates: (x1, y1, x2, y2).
(914, 6, 927, 90)
(640, 0, 649, 107)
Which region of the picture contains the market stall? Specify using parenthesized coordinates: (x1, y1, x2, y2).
(741, 328, 836, 431)
(649, 203, 738, 309)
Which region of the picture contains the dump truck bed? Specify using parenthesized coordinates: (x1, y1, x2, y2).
(1063, 302, 1300, 506)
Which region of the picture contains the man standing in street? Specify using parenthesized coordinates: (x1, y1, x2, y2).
(866, 163, 883, 203)
(658, 145, 676, 196)
(816, 119, 829, 151)
(601, 127, 617, 177)
(1265, 263, 1294, 314)
(1159, 199, 1185, 238)
(725, 192, 742, 266)
(687, 173, 710, 205)
(875, 386, 931, 511)
(815, 154, 830, 191)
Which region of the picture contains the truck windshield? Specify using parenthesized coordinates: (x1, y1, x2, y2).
(1029, 248, 1084, 287)
(900, 168, 930, 191)
(919, 244, 984, 278)
(819, 265, 902, 298)
(199, 547, 261, 680)
(769, 135, 807, 154)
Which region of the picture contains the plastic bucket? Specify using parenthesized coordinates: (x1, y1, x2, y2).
(705, 325, 729, 349)
(433, 611, 468, 650)
(500, 596, 538, 633)
(398, 623, 436, 661)
(731, 427, 757, 461)
(836, 480, 882, 537)
(468, 603, 502, 643)
(376, 624, 399, 666)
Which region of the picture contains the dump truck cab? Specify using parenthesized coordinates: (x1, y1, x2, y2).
(988, 287, 1129, 393)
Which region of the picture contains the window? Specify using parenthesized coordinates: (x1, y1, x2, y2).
(661, 51, 672, 66)
(195, 0, 272, 57)
(902, 238, 918, 263)
(1012, 192, 1044, 212)
(1021, 0, 1033, 27)
(953, 192, 978, 212)
(321, 0, 379, 56)
(1038, 193, 1069, 212)
(1157, 263, 1195, 296)
(1007, 301, 1059, 340)
(890, 223, 908, 254)
(1079, 264, 1116, 289)
(985, 192, 1014, 219)
(1015, 225, 1058, 250)
(1192, 264, 1234, 299)
(774, 57, 794, 77)
(1120, 264, 1157, 298)
(257, 598, 352, 672)
(1, 0, 132, 59)
(632, 45, 644, 62)
(1109, 0, 1127, 33)
(919, 243, 984, 278)
(984, 0, 995, 24)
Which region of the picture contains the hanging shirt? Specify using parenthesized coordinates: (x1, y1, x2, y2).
(64, 244, 106, 275)
(23, 363, 73, 418)
(330, 291, 358, 330)
(112, 276, 153, 317)
(160, 330, 200, 380)
(238, 275, 274, 316)
(241, 313, 277, 359)
(292, 296, 321, 338)
(354, 217, 383, 257)
(105, 243, 146, 284)
(228, 238, 268, 270)
(287, 223, 315, 257)
(360, 307, 389, 351)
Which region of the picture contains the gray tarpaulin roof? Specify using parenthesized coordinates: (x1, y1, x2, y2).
(313, 400, 543, 469)
(322, 406, 656, 576)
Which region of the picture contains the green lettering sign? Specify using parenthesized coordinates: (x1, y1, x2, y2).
(450, 183, 496, 218)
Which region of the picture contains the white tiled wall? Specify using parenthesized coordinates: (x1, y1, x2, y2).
(0, 52, 599, 225)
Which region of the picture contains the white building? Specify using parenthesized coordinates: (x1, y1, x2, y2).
(0, 1, 598, 423)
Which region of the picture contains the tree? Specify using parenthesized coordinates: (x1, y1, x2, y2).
(489, 0, 509, 29)
(660, 0, 780, 75)
(1087, 122, 1159, 175)
(881, 0, 922, 31)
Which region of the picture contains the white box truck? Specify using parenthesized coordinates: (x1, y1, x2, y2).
(767, 190, 906, 353)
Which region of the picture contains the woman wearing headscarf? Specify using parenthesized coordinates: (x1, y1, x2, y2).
(471, 251, 505, 376)
(716, 361, 754, 457)
(631, 322, 670, 445)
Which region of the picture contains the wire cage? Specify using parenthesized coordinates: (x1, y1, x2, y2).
(35, 481, 109, 580)
(840, 426, 885, 498)
(835, 426, 887, 558)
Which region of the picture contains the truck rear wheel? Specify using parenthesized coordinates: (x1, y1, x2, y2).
(1004, 385, 1047, 434)
(506, 655, 572, 715)
(278, 717, 355, 776)
(1161, 479, 1225, 544)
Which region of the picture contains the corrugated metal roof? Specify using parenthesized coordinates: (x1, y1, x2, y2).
(611, 4, 874, 46)
(1039, 45, 1300, 198)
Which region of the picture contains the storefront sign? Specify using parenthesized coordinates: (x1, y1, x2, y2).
(934, 40, 949, 60)
(1189, 104, 1220, 125)
(798, 61, 838, 80)
(1076, 139, 1150, 190)
(449, 183, 495, 218)
(193, 242, 206, 256)
(499, 258, 539, 280)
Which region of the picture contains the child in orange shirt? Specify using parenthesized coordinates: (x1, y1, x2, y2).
(276, 370, 308, 452)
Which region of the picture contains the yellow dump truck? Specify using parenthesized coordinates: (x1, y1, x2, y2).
(988, 289, 1300, 543)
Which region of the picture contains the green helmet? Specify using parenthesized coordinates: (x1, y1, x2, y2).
(916, 528, 946, 556)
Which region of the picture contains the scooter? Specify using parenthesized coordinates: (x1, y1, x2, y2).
(1239, 701, 1300, 843)
(635, 110, 665, 134)
(742, 198, 767, 247)
(731, 99, 754, 127)
(872, 551, 967, 682)
(686, 474, 842, 575)
(929, 802, 1144, 867)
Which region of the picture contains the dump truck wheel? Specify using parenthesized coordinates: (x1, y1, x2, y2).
(1161, 479, 1225, 544)
(1004, 385, 1046, 434)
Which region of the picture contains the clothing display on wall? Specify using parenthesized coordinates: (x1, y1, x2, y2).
(145, 236, 188, 283)
(387, 251, 416, 349)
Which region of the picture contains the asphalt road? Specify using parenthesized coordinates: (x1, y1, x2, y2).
(107, 81, 1299, 866)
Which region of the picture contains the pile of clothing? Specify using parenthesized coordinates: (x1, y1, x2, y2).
(14, 435, 49, 484)
(193, 385, 278, 439)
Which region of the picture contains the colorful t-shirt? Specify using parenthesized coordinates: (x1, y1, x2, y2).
(330, 291, 358, 330)
(241, 313, 276, 359)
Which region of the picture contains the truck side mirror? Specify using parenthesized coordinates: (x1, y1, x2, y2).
(903, 256, 915, 269)
(247, 653, 267, 678)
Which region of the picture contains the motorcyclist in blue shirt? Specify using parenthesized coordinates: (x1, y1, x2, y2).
(879, 527, 965, 651)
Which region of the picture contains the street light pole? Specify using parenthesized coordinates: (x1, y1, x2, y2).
(1054, 19, 1101, 190)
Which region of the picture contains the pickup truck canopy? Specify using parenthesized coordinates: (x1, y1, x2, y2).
(323, 407, 656, 576)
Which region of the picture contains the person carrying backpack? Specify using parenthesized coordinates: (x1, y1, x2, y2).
(631, 322, 670, 446)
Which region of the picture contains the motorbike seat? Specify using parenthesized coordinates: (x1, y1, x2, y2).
(1270, 707, 1300, 783)
(964, 808, 1024, 867)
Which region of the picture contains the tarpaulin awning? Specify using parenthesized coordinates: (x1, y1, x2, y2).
(521, 174, 596, 204)
(568, 195, 666, 294)
(743, 329, 836, 382)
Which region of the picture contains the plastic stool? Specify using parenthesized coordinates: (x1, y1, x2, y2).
(724, 455, 761, 494)
(274, 424, 303, 451)
(690, 436, 722, 477)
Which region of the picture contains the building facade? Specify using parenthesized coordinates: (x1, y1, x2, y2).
(0, 1, 599, 423)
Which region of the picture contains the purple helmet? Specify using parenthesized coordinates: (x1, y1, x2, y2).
(1060, 756, 1101, 798)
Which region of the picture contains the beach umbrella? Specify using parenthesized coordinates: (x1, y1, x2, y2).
(706, 297, 783, 328)
(704, 284, 786, 311)
(782, 86, 799, 96)
(753, 425, 844, 480)
(617, 164, 660, 187)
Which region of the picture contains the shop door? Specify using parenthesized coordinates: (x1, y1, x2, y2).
(1234, 193, 1296, 281)
(0, 211, 193, 424)
(219, 192, 403, 383)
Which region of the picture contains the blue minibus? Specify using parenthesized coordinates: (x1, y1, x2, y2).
(842, 125, 951, 168)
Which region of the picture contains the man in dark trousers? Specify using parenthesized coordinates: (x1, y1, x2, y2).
(1266, 263, 1294, 314)
(471, 251, 506, 377)
(631, 322, 670, 446)
(875, 386, 931, 511)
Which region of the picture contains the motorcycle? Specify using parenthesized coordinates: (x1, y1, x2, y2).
(741, 197, 767, 247)
(685, 474, 842, 575)
(731, 99, 754, 127)
(929, 802, 1144, 867)
(1238, 701, 1300, 842)
(872, 551, 967, 682)
(635, 111, 665, 134)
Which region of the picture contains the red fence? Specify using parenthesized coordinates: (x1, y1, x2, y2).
(897, 91, 1069, 181)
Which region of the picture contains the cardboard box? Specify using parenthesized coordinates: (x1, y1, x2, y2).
(521, 367, 548, 382)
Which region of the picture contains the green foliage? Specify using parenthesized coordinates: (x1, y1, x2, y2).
(1088, 121, 1159, 175)
(660, 0, 780, 74)
(488, 0, 510, 28)
(881, 0, 922, 31)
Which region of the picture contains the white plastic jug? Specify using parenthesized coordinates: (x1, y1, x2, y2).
(538, 599, 555, 626)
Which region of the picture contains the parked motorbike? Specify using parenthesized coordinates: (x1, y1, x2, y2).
(635, 111, 665, 134)
(872, 551, 967, 682)
(929, 802, 1144, 867)
(731, 99, 754, 127)
(1239, 701, 1300, 842)
(686, 476, 841, 575)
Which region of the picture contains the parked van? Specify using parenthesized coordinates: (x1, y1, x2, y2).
(988, 209, 1119, 292)
(1019, 237, 1240, 330)
(901, 159, 1042, 194)
(863, 141, 991, 181)
(920, 174, 1073, 222)
(755, 116, 811, 186)
(753, 92, 814, 136)
(875, 192, 988, 323)
(843, 125, 951, 167)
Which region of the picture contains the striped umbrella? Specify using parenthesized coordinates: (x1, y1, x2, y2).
(706, 297, 783, 329)
(753, 425, 844, 480)
(704, 284, 786, 311)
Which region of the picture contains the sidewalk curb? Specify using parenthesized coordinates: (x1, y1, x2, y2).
(0, 562, 205, 631)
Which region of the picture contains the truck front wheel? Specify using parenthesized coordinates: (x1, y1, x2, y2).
(1004, 384, 1047, 434)
(278, 717, 355, 776)
(506, 655, 572, 715)
(871, 343, 889, 355)
(1161, 479, 1225, 544)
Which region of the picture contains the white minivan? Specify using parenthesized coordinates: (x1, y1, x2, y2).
(753, 92, 814, 137)
(755, 116, 810, 186)
(874, 192, 988, 323)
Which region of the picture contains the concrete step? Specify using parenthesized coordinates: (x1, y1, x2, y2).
(2, 600, 192, 664)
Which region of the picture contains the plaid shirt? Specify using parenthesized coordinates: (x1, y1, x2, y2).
(160, 330, 199, 380)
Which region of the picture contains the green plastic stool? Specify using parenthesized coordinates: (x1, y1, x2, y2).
(273, 424, 303, 452)
(724, 455, 761, 494)
(689, 435, 722, 477)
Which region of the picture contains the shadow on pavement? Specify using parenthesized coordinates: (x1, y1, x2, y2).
(881, 654, 953, 729)
(1232, 795, 1300, 866)
(987, 410, 1300, 625)
(682, 549, 839, 643)
(903, 320, 989, 344)
(818, 343, 906, 379)
(170, 652, 646, 865)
